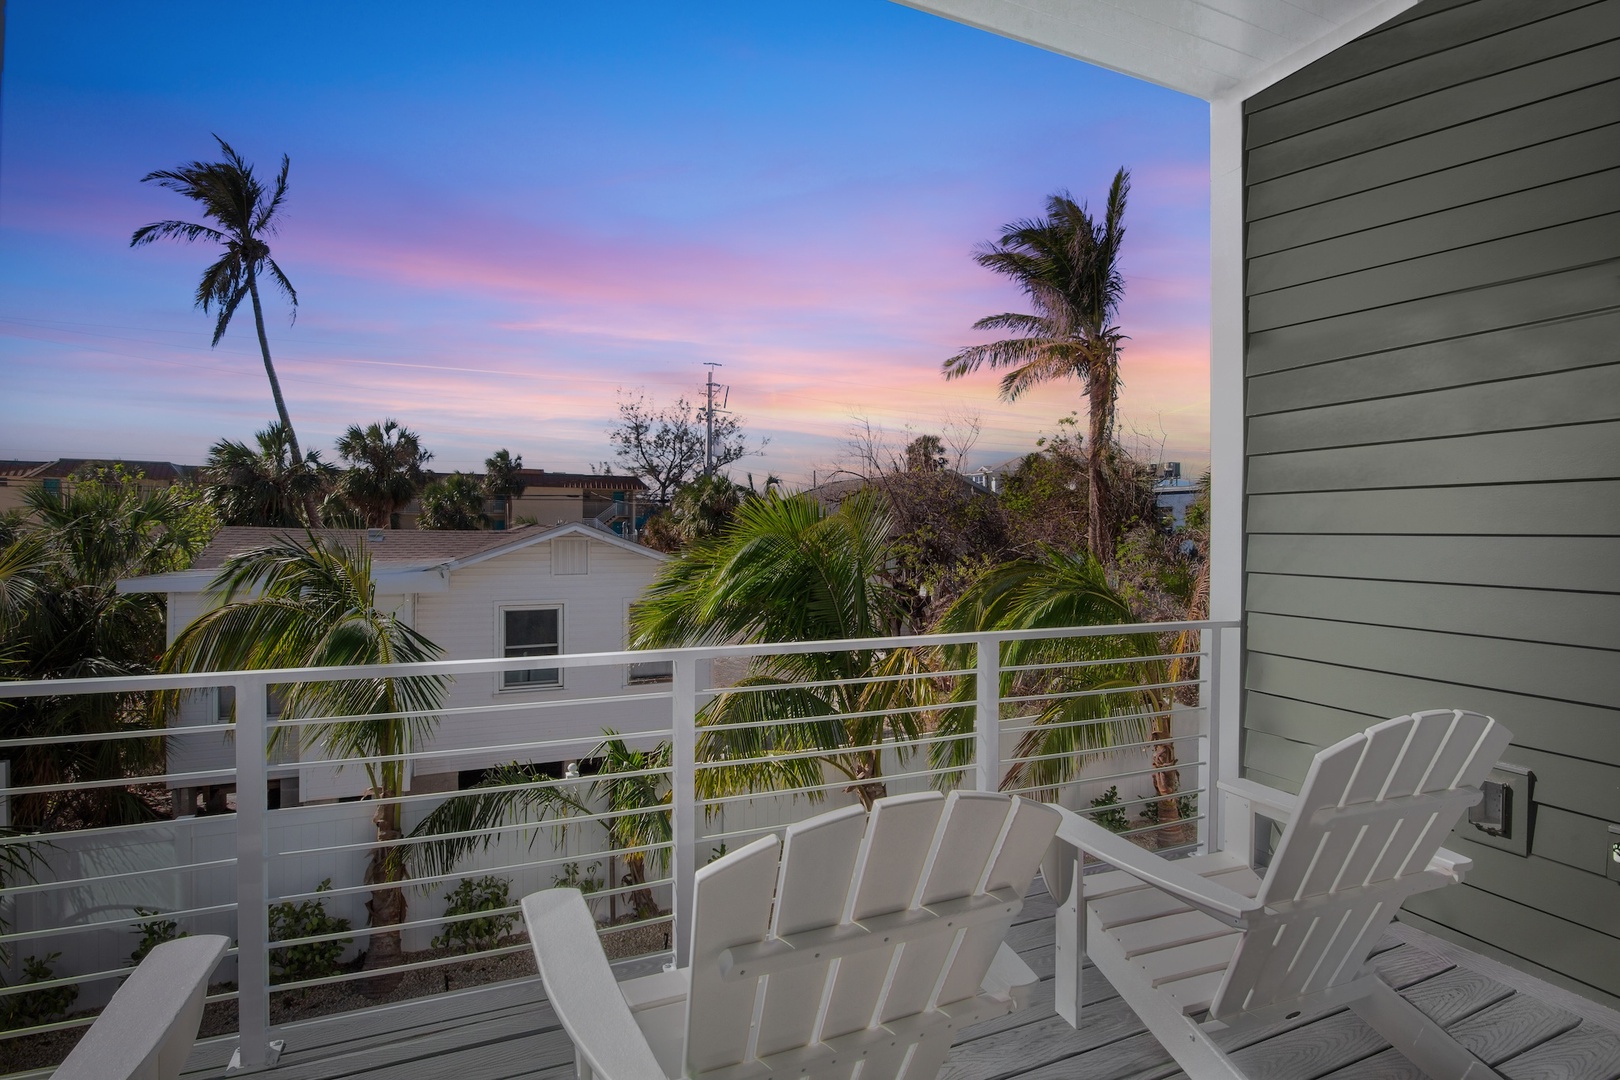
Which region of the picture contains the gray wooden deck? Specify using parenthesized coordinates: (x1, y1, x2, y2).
(178, 887, 1620, 1080)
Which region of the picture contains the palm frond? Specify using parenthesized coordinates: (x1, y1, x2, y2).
(129, 219, 226, 247)
(404, 764, 592, 879)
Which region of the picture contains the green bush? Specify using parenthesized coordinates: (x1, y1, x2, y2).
(0, 953, 79, 1031)
(1088, 786, 1131, 833)
(1140, 792, 1198, 827)
(268, 879, 351, 985)
(433, 876, 518, 953)
(129, 908, 188, 966)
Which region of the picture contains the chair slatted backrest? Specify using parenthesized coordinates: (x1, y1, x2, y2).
(1209, 710, 1510, 1021)
(683, 790, 1058, 1079)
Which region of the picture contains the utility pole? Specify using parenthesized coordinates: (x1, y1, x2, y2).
(702, 362, 724, 477)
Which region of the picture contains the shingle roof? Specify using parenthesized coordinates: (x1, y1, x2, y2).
(190, 526, 542, 570)
(0, 458, 198, 482)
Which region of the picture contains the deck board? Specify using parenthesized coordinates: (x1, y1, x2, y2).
(165, 895, 1620, 1080)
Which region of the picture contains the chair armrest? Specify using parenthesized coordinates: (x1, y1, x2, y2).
(1054, 807, 1262, 927)
(55, 934, 229, 1080)
(1427, 846, 1473, 883)
(981, 941, 1040, 1012)
(522, 889, 667, 1080)
(1218, 777, 1299, 823)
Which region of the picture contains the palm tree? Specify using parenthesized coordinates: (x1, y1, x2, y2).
(333, 420, 432, 528)
(131, 137, 308, 514)
(482, 450, 524, 528)
(406, 735, 673, 926)
(1, 472, 215, 828)
(203, 422, 335, 527)
(160, 534, 447, 989)
(417, 473, 488, 530)
(932, 547, 1182, 824)
(631, 491, 920, 810)
(943, 169, 1130, 559)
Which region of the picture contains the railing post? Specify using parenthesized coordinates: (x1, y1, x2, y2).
(670, 657, 698, 968)
(1200, 629, 1218, 855)
(974, 635, 1001, 793)
(229, 677, 277, 1073)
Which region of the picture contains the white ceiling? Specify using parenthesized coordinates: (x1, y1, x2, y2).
(894, 0, 1414, 100)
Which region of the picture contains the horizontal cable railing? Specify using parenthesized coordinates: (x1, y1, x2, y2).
(0, 620, 1236, 1073)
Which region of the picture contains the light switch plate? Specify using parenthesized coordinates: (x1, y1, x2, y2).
(1464, 762, 1532, 856)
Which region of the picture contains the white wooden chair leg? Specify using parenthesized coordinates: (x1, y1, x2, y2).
(1052, 847, 1085, 1027)
(1350, 979, 1503, 1080)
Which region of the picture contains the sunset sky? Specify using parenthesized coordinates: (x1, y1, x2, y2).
(0, 1, 1210, 485)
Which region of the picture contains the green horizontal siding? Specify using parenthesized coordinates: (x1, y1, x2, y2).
(1243, 0, 1620, 1005)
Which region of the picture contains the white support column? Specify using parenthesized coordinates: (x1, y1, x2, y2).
(670, 656, 698, 968)
(228, 676, 277, 1073)
(973, 635, 1001, 793)
(1208, 93, 1246, 799)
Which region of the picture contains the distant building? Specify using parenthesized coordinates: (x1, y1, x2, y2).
(0, 458, 199, 513)
(1148, 462, 1201, 529)
(119, 522, 674, 811)
(398, 468, 650, 535)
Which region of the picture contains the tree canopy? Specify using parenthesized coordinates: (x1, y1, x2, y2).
(333, 419, 432, 528)
(203, 421, 335, 527)
(944, 169, 1131, 559)
(131, 136, 310, 517)
(161, 532, 446, 983)
(608, 393, 759, 503)
(0, 469, 215, 828)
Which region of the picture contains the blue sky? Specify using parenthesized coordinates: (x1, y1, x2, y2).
(0, 1, 1210, 482)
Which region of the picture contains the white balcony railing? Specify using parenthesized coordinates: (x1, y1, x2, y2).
(0, 620, 1236, 1073)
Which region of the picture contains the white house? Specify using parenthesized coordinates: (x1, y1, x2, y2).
(119, 522, 673, 809)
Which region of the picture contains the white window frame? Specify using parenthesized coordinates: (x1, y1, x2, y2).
(497, 602, 564, 692)
(624, 598, 672, 686)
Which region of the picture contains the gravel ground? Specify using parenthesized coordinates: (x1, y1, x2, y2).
(0, 918, 672, 1075)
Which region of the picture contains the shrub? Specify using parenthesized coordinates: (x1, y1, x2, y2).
(129, 908, 188, 966)
(268, 879, 351, 985)
(1140, 792, 1199, 827)
(0, 953, 79, 1030)
(1088, 786, 1131, 833)
(433, 876, 518, 953)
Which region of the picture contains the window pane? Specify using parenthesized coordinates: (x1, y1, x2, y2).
(506, 608, 559, 648)
(504, 608, 560, 687)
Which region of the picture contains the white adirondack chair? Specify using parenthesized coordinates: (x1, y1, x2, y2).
(1051, 709, 1513, 1080)
(54, 934, 229, 1080)
(523, 789, 1060, 1080)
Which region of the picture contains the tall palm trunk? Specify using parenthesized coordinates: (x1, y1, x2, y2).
(1085, 362, 1116, 559)
(360, 732, 409, 995)
(361, 800, 408, 995)
(248, 273, 318, 525)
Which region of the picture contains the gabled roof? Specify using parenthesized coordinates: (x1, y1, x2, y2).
(187, 526, 532, 571)
(121, 520, 666, 595)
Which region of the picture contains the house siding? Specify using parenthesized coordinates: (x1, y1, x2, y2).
(408, 536, 669, 779)
(1242, 0, 1620, 1005)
